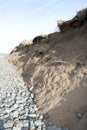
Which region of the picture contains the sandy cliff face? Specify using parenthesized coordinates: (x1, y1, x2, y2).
(8, 8, 87, 130)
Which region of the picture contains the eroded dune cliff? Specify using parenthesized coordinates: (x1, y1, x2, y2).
(8, 8, 87, 130)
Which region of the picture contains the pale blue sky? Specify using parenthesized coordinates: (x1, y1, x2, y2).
(0, 0, 87, 53)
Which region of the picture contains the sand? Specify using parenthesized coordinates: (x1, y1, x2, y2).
(7, 10, 87, 130)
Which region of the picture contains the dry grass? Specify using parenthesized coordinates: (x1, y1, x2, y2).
(19, 39, 32, 45)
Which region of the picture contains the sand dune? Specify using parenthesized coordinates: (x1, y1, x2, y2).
(8, 8, 87, 130)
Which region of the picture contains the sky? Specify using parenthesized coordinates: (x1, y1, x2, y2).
(0, 0, 87, 53)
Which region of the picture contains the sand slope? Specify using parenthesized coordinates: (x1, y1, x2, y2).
(8, 9, 87, 130)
